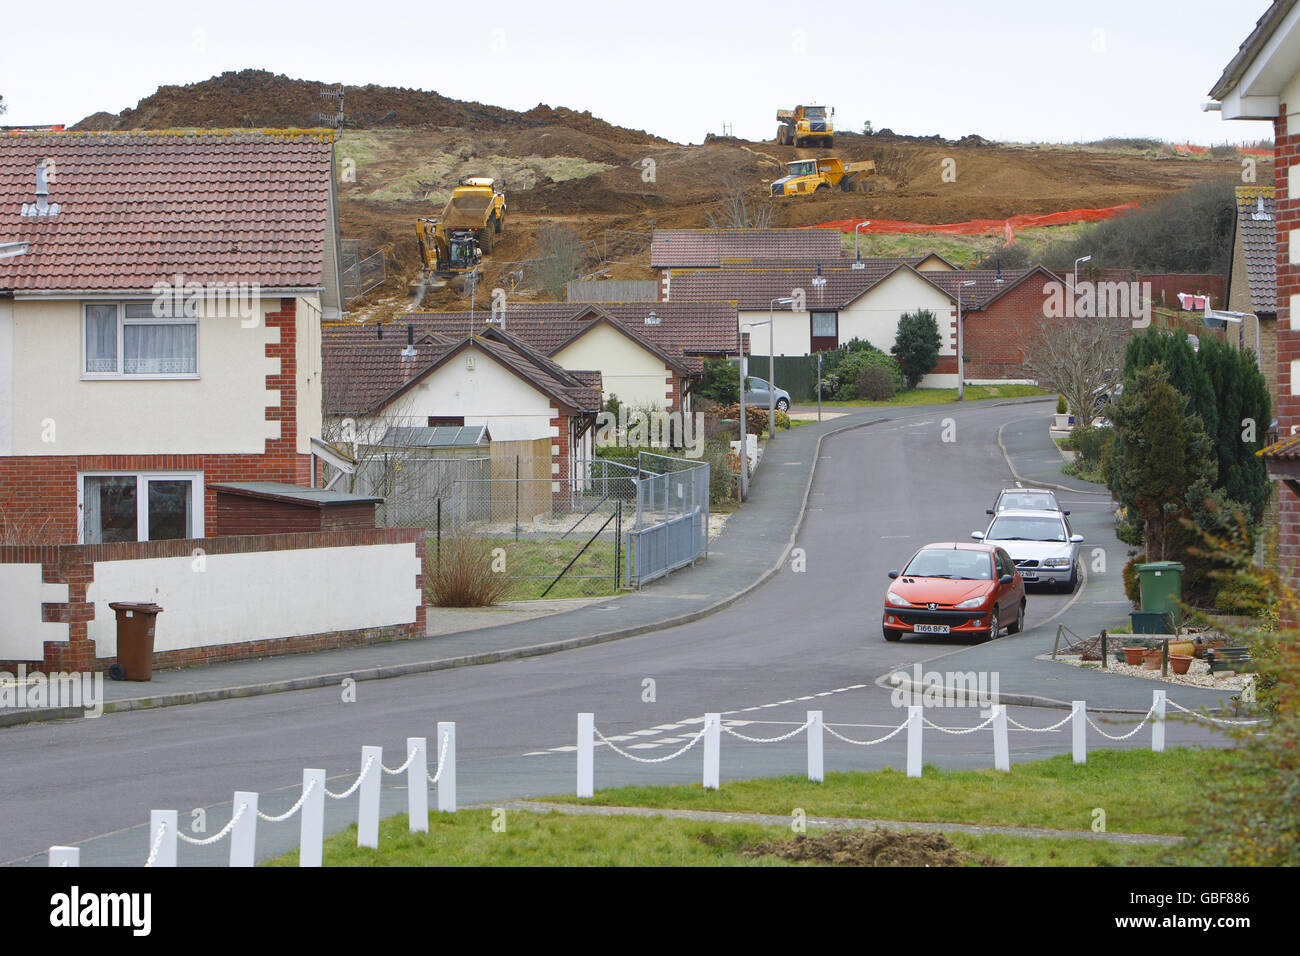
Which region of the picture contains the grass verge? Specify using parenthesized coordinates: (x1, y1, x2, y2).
(263, 808, 1186, 867)
(815, 384, 1049, 407)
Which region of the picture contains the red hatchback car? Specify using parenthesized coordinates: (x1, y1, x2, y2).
(882, 542, 1026, 642)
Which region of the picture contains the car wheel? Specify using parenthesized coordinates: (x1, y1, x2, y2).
(776, 398, 790, 411)
(883, 627, 902, 642)
(985, 608, 1000, 642)
(1008, 600, 1025, 634)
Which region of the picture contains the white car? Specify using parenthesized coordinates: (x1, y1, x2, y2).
(971, 509, 1083, 592)
(987, 488, 1068, 516)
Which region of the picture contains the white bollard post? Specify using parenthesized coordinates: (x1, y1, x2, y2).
(577, 713, 595, 798)
(1152, 690, 1166, 753)
(1072, 701, 1087, 765)
(149, 809, 178, 867)
(992, 705, 1010, 771)
(703, 713, 721, 790)
(48, 846, 79, 867)
(807, 711, 824, 782)
(407, 737, 428, 832)
(230, 792, 258, 867)
(300, 769, 325, 868)
(358, 745, 382, 849)
(906, 705, 923, 778)
(435, 722, 457, 813)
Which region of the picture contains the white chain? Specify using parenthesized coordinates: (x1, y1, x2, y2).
(257, 778, 317, 823)
(922, 714, 996, 735)
(1166, 699, 1264, 727)
(1005, 712, 1075, 733)
(325, 754, 376, 800)
(383, 747, 417, 775)
(720, 719, 811, 744)
(1086, 702, 1157, 741)
(594, 724, 707, 763)
(176, 802, 248, 846)
(427, 732, 452, 785)
(143, 821, 169, 867)
(822, 718, 908, 746)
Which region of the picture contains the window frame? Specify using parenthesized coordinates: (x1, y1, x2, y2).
(77, 471, 204, 544)
(81, 301, 201, 381)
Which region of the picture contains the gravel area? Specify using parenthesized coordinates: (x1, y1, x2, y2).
(1039, 652, 1253, 692)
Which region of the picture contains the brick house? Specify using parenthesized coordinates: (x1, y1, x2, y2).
(1209, 0, 1300, 623)
(329, 301, 739, 415)
(0, 129, 343, 545)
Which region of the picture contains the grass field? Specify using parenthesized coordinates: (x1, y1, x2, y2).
(839, 224, 1090, 267)
(266, 748, 1221, 866)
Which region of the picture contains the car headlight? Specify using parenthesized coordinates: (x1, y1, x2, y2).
(954, 596, 988, 609)
(886, 592, 912, 607)
(1041, 557, 1071, 567)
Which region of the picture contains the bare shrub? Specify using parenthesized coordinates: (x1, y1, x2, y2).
(427, 532, 511, 607)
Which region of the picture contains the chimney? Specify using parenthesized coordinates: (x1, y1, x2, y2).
(21, 160, 60, 217)
(401, 323, 417, 358)
(376, 323, 383, 340)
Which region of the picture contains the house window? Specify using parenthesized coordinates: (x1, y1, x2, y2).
(810, 311, 839, 352)
(427, 416, 466, 427)
(80, 473, 202, 543)
(83, 303, 198, 378)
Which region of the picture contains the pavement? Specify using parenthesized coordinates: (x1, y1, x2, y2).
(1, 394, 1238, 726)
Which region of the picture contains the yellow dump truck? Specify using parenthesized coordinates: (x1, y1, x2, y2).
(769, 157, 876, 196)
(438, 176, 506, 253)
(776, 105, 834, 148)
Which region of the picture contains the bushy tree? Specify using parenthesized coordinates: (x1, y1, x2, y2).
(697, 357, 740, 404)
(1107, 363, 1216, 560)
(891, 310, 942, 389)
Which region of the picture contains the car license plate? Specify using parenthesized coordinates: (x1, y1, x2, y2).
(914, 624, 950, 634)
(1021, 572, 1038, 581)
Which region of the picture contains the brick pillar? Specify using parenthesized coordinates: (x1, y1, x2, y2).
(41, 552, 98, 672)
(1274, 104, 1300, 627)
(550, 414, 571, 512)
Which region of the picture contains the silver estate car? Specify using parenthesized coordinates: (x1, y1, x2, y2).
(987, 488, 1068, 516)
(971, 509, 1083, 592)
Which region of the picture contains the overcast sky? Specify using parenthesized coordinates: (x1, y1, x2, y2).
(0, 0, 1278, 146)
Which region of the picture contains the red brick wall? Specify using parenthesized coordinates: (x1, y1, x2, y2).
(211, 493, 377, 535)
(0, 528, 424, 672)
(666, 369, 683, 411)
(0, 298, 312, 544)
(1275, 105, 1300, 626)
(550, 414, 571, 510)
(963, 281, 1055, 381)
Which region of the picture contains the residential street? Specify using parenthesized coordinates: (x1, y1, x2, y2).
(0, 399, 1234, 866)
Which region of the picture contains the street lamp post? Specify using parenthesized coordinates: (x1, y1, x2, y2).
(956, 279, 975, 401)
(1204, 303, 1261, 371)
(854, 220, 872, 262)
(1073, 255, 1092, 294)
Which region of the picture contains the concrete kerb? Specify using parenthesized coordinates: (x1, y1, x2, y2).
(3, 412, 894, 726)
(996, 417, 1110, 496)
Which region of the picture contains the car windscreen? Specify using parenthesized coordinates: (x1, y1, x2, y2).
(987, 516, 1066, 542)
(902, 549, 991, 580)
(999, 492, 1055, 510)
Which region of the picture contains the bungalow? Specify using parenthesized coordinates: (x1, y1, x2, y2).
(329, 301, 739, 414)
(323, 325, 603, 490)
(1226, 185, 1278, 397)
(0, 129, 343, 544)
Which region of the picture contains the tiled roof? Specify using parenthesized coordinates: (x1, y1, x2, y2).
(1260, 433, 1300, 460)
(667, 262, 915, 310)
(322, 326, 601, 416)
(719, 254, 956, 271)
(0, 129, 335, 292)
(923, 268, 1061, 309)
(1236, 186, 1276, 314)
(1209, 0, 1298, 100)
(330, 301, 740, 362)
(650, 228, 844, 268)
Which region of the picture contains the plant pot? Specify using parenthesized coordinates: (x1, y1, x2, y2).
(1054, 414, 1071, 430)
(1167, 641, 1195, 658)
(1142, 650, 1163, 669)
(1122, 646, 1146, 666)
(1170, 655, 1193, 676)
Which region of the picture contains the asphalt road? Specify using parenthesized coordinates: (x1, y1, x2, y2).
(0, 402, 1230, 866)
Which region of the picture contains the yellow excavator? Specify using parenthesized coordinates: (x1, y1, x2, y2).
(769, 156, 876, 196)
(414, 177, 506, 290)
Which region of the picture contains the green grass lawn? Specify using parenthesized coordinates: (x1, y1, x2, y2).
(264, 748, 1222, 866)
(426, 536, 623, 602)
(263, 807, 1185, 867)
(541, 748, 1226, 837)
(814, 384, 1050, 408)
